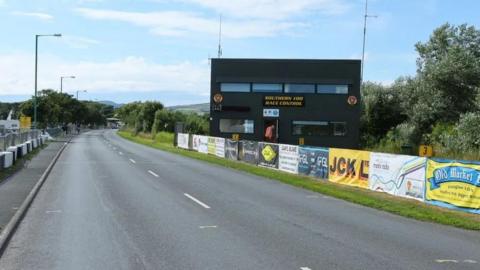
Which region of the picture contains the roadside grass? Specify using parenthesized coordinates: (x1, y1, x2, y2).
(0, 143, 48, 183)
(118, 130, 480, 231)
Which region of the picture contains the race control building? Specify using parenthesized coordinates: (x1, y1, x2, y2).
(209, 58, 361, 149)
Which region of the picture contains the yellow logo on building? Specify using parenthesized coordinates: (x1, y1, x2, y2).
(262, 145, 277, 162)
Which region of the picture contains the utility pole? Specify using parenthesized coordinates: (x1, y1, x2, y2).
(361, 0, 377, 83)
(217, 14, 222, 58)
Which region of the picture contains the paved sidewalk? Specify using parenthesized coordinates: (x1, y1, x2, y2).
(0, 137, 70, 230)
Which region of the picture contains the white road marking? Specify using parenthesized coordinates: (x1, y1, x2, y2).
(435, 259, 458, 263)
(148, 170, 159, 178)
(184, 193, 211, 209)
(300, 267, 312, 270)
(113, 147, 117, 150)
(199, 225, 217, 229)
(129, 159, 136, 164)
(464, 259, 478, 263)
(46, 210, 62, 214)
(119, 151, 123, 155)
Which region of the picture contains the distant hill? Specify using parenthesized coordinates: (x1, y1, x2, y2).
(98, 100, 124, 108)
(167, 103, 209, 115)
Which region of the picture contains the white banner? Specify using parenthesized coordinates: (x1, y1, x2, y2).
(279, 144, 299, 174)
(369, 153, 426, 201)
(215, 137, 225, 158)
(192, 135, 200, 151)
(177, 133, 189, 149)
(198, 135, 209, 154)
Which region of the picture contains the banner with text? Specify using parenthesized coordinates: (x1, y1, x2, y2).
(279, 144, 299, 174)
(298, 147, 329, 179)
(198, 135, 209, 154)
(215, 137, 225, 158)
(177, 133, 189, 149)
(207, 137, 216, 155)
(225, 140, 239, 160)
(239, 140, 259, 165)
(369, 153, 426, 201)
(329, 148, 370, 189)
(426, 159, 480, 214)
(258, 143, 279, 169)
(192, 135, 200, 151)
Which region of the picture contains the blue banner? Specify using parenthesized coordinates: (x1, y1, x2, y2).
(298, 147, 329, 179)
(429, 166, 480, 190)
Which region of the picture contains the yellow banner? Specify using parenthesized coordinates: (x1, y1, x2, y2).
(19, 116, 31, 129)
(426, 159, 480, 211)
(207, 137, 216, 155)
(329, 148, 370, 189)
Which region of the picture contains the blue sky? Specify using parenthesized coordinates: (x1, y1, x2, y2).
(0, 0, 478, 106)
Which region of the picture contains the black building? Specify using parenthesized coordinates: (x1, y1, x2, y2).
(210, 58, 361, 149)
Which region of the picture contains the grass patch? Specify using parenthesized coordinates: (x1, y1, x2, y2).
(118, 130, 480, 230)
(0, 143, 48, 183)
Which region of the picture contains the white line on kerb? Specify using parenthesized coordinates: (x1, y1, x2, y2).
(148, 170, 159, 178)
(184, 193, 211, 209)
(129, 159, 136, 164)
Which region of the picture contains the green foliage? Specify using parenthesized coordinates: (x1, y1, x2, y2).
(363, 23, 480, 159)
(18, 89, 111, 128)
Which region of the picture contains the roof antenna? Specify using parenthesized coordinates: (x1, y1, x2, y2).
(217, 14, 222, 58)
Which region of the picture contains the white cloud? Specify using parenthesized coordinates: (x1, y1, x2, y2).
(11, 11, 54, 21)
(76, 8, 301, 38)
(62, 35, 100, 49)
(0, 52, 210, 96)
(179, 0, 350, 19)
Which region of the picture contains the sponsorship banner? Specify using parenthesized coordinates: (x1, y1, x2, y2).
(177, 133, 189, 149)
(426, 159, 480, 214)
(369, 153, 426, 201)
(239, 140, 258, 165)
(207, 137, 216, 155)
(192, 135, 200, 151)
(258, 142, 279, 169)
(215, 137, 225, 158)
(329, 148, 370, 189)
(298, 147, 329, 179)
(225, 140, 239, 160)
(198, 135, 209, 154)
(279, 144, 299, 174)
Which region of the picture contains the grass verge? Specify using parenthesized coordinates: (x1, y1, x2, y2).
(0, 143, 48, 183)
(118, 130, 480, 230)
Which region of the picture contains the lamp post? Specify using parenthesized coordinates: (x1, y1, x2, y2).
(361, 0, 377, 83)
(76, 90, 87, 100)
(34, 33, 62, 129)
(60, 75, 75, 93)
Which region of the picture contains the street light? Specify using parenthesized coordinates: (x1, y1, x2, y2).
(34, 33, 62, 129)
(60, 75, 76, 93)
(76, 90, 87, 100)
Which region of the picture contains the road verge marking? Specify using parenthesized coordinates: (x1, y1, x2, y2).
(129, 159, 136, 164)
(148, 170, 159, 178)
(184, 193, 211, 209)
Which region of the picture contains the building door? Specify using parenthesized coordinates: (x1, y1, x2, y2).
(263, 119, 278, 143)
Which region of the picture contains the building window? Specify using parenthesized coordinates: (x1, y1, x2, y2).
(220, 119, 254, 134)
(285, 84, 315, 93)
(317, 84, 348, 94)
(292, 121, 347, 136)
(220, 83, 250, 92)
(252, 83, 282, 93)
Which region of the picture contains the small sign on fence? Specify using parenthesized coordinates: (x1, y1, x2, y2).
(419, 145, 433, 157)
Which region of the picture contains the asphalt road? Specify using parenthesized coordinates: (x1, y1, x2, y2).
(0, 130, 479, 270)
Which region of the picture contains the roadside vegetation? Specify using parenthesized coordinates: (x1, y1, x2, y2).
(1, 89, 114, 128)
(118, 129, 480, 230)
(361, 23, 480, 159)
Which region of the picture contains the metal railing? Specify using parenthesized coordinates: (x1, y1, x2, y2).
(0, 130, 41, 152)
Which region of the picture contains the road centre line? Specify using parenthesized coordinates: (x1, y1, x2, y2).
(300, 267, 312, 270)
(148, 170, 159, 178)
(184, 193, 211, 209)
(129, 158, 136, 164)
(199, 225, 217, 229)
